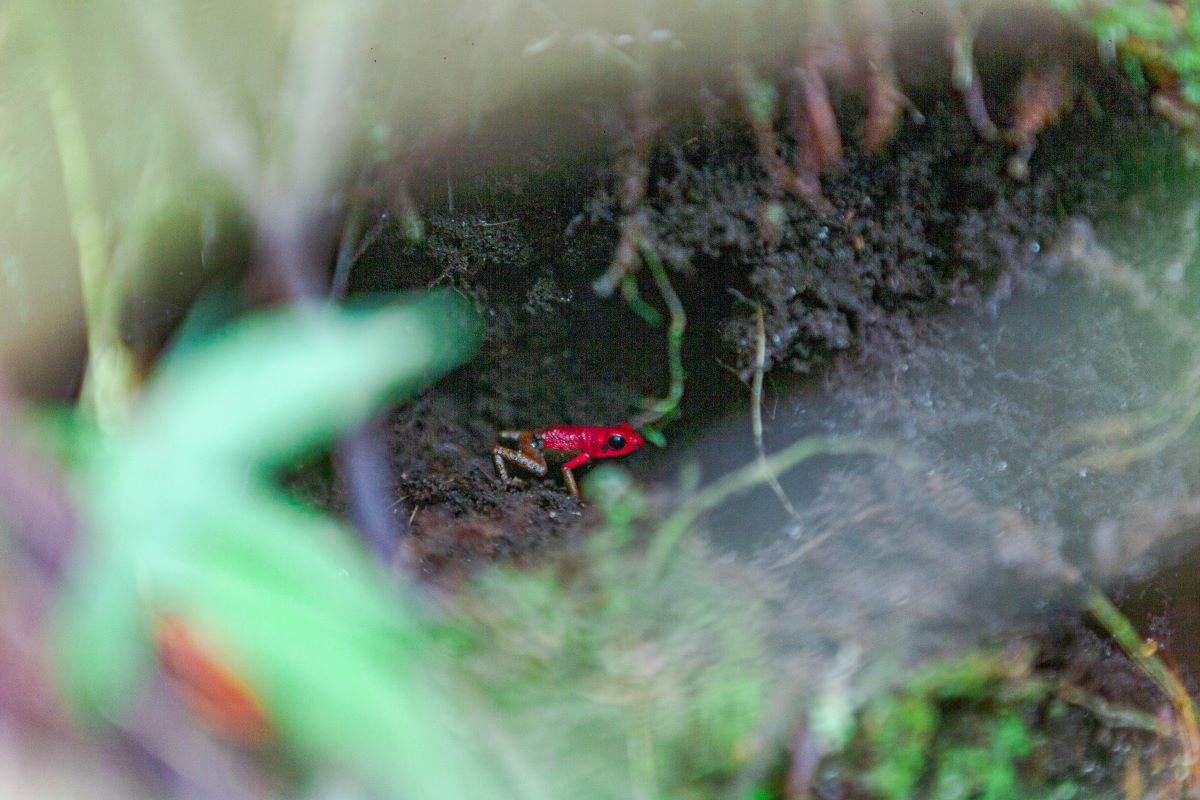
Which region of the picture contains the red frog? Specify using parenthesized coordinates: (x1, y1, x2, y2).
(492, 422, 646, 496)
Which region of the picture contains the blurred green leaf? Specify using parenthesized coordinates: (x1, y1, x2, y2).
(141, 291, 481, 464)
(53, 292, 519, 799)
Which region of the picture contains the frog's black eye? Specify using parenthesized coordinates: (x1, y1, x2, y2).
(608, 434, 626, 450)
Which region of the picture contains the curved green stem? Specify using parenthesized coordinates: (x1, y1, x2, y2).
(633, 240, 685, 441)
(640, 435, 898, 586)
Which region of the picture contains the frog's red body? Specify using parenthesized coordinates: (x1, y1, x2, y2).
(493, 422, 645, 496)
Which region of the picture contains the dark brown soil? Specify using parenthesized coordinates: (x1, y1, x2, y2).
(333, 58, 1191, 582)
(273, 28, 1200, 798)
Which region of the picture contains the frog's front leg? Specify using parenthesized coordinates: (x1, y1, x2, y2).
(560, 453, 592, 498)
(493, 431, 548, 487)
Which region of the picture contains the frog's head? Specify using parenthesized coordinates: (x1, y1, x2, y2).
(601, 422, 645, 457)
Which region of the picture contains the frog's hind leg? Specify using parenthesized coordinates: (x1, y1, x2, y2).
(560, 453, 591, 498)
(493, 442, 548, 487)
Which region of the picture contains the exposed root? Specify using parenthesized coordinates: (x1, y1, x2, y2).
(853, 0, 905, 153)
(629, 240, 686, 441)
(734, 1, 912, 221)
(738, 63, 832, 216)
(639, 434, 900, 586)
(749, 303, 802, 522)
(786, 64, 838, 213)
(790, 60, 843, 176)
(1006, 60, 1076, 180)
(593, 85, 660, 298)
(950, 1, 1000, 140)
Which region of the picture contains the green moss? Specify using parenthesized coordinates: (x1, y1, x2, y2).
(457, 469, 772, 799)
(830, 648, 1097, 800)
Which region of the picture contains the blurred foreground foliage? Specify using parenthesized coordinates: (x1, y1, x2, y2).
(455, 467, 771, 799)
(1056, 0, 1200, 102)
(42, 291, 775, 798)
(9, 0, 1199, 797)
(49, 293, 523, 799)
(825, 646, 1161, 800)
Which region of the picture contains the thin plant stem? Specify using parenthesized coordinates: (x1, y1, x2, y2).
(750, 303, 802, 521)
(1085, 587, 1200, 791)
(640, 435, 897, 586)
(35, 5, 136, 426)
(621, 273, 662, 326)
(633, 239, 685, 434)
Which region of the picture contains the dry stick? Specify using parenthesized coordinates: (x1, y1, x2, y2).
(35, 6, 137, 427)
(640, 435, 897, 586)
(1085, 587, 1200, 791)
(142, 0, 399, 559)
(750, 304, 802, 522)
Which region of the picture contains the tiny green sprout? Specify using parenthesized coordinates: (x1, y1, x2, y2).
(621, 273, 663, 326)
(402, 212, 425, 243)
(585, 464, 649, 548)
(584, 463, 635, 506)
(640, 424, 669, 448)
(744, 78, 778, 126)
(763, 201, 787, 230)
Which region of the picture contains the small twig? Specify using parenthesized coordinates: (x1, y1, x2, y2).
(750, 303, 802, 521)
